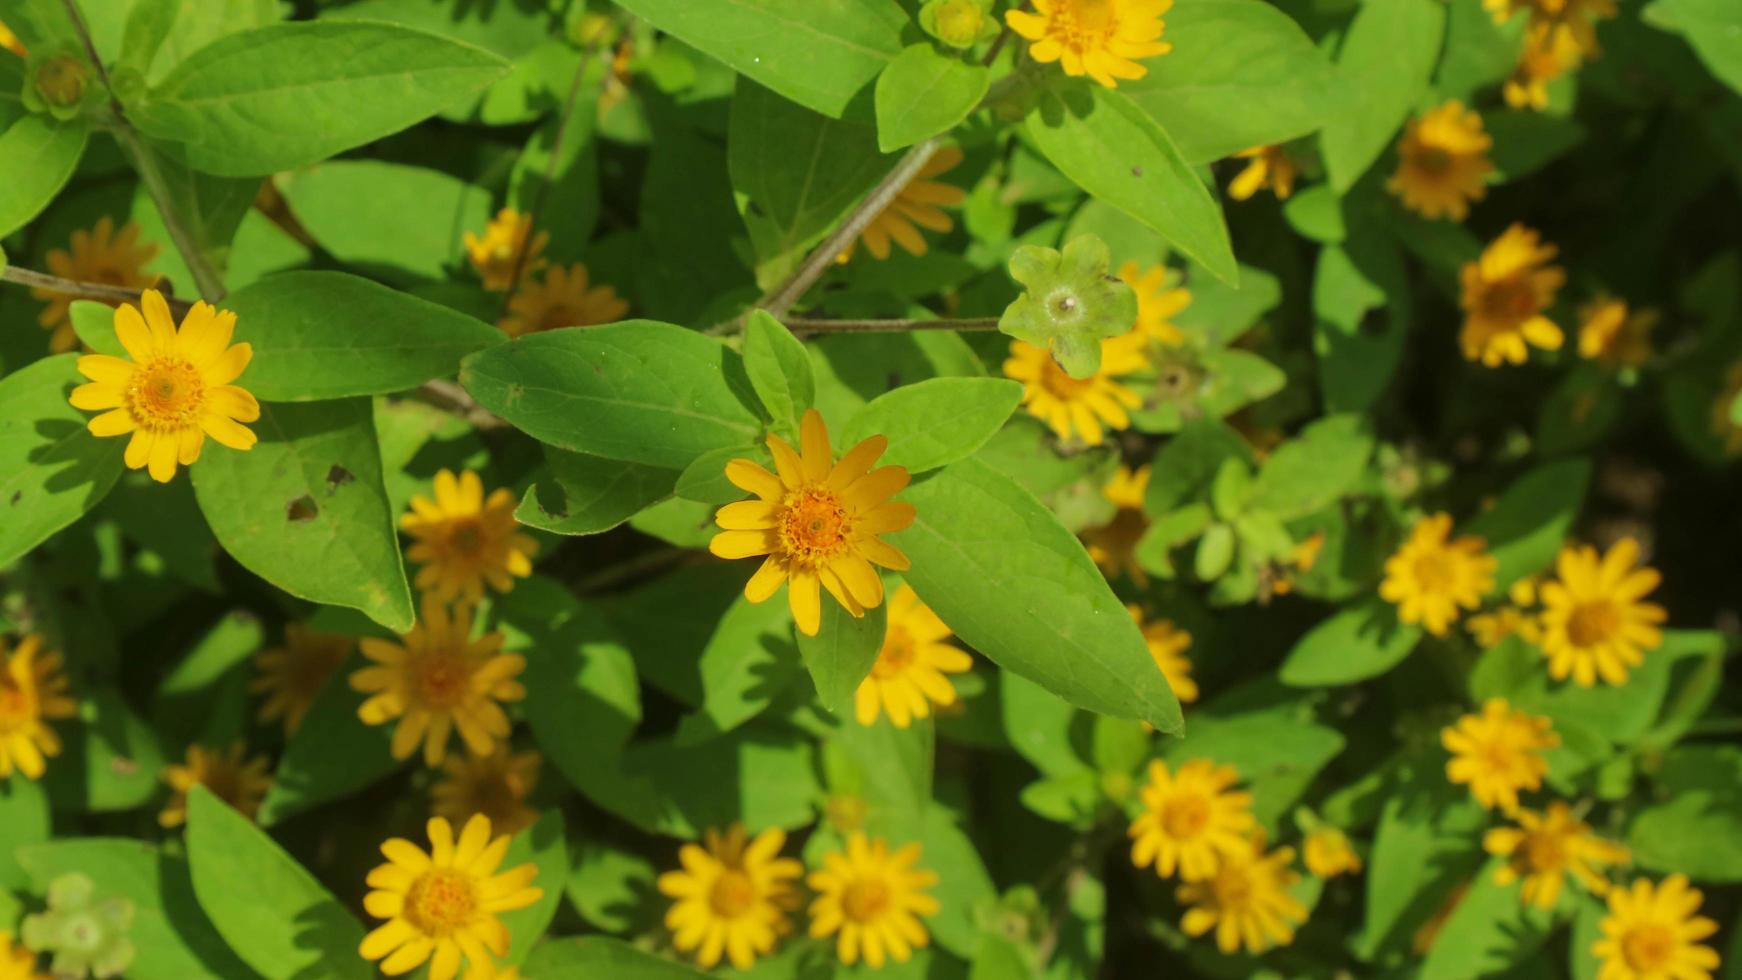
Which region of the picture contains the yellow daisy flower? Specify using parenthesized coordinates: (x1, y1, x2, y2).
(1118, 262, 1192, 345)
(1504, 21, 1585, 111)
(1487, 0, 1616, 57)
(1484, 801, 1629, 910)
(158, 742, 273, 829)
(1537, 538, 1666, 687)
(1467, 605, 1540, 649)
(251, 623, 353, 736)
(840, 146, 966, 262)
(498, 262, 629, 337)
(0, 20, 25, 57)
(359, 814, 544, 980)
(1176, 837, 1309, 955)
(68, 289, 260, 484)
(1083, 465, 1152, 585)
(1128, 759, 1256, 881)
(1130, 606, 1197, 704)
(854, 584, 971, 728)
(1270, 530, 1325, 597)
(31, 217, 161, 352)
(1713, 362, 1742, 456)
(351, 597, 527, 767)
(464, 208, 548, 291)
(1227, 145, 1298, 202)
(1006, 0, 1173, 89)
(1442, 698, 1558, 813)
(0, 635, 76, 781)
(402, 469, 539, 605)
(807, 833, 940, 969)
(657, 823, 803, 971)
(1592, 875, 1720, 980)
(1388, 101, 1494, 222)
(1003, 334, 1149, 447)
(1379, 513, 1497, 637)
(1459, 224, 1566, 367)
(431, 747, 542, 837)
(709, 409, 915, 638)
(1303, 826, 1362, 878)
(1, 930, 44, 980)
(1577, 297, 1657, 370)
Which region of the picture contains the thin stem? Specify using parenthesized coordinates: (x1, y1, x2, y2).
(413, 378, 504, 430)
(782, 316, 1000, 336)
(1, 264, 191, 313)
(62, 0, 229, 302)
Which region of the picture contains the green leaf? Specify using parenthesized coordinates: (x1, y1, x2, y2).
(1468, 633, 1687, 749)
(1629, 744, 1742, 881)
(131, 21, 510, 176)
(1248, 414, 1375, 519)
(1001, 671, 1089, 779)
(45, 689, 167, 813)
(1319, 0, 1447, 192)
(1419, 856, 1558, 980)
(1175, 262, 1283, 347)
(1279, 598, 1424, 687)
(121, 0, 280, 86)
(674, 592, 804, 745)
(225, 271, 503, 401)
(611, 0, 905, 117)
(152, 612, 263, 745)
(744, 310, 817, 429)
(1463, 458, 1592, 594)
(516, 449, 678, 536)
(835, 715, 935, 821)
(0, 354, 126, 567)
(16, 839, 252, 980)
(1313, 228, 1412, 414)
(459, 322, 764, 470)
(874, 44, 989, 152)
(1356, 759, 1487, 959)
(1026, 86, 1237, 283)
(1643, 0, 1742, 96)
(274, 162, 492, 283)
(1120, 0, 1352, 164)
(185, 787, 370, 980)
(798, 594, 889, 714)
(896, 458, 1183, 732)
(565, 841, 657, 934)
(841, 377, 1023, 473)
(1144, 418, 1254, 512)
(191, 398, 415, 632)
(1485, 110, 1586, 181)
(524, 936, 710, 979)
(258, 646, 401, 824)
(0, 778, 50, 891)
(0, 115, 87, 239)
(498, 810, 568, 966)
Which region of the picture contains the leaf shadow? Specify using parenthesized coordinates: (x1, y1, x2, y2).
(289, 897, 371, 980)
(27, 418, 123, 504)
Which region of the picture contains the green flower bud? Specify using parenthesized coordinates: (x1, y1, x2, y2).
(998, 233, 1138, 379)
(919, 0, 995, 50)
(22, 46, 96, 121)
(21, 872, 137, 980)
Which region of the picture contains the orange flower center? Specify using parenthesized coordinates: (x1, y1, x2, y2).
(414, 651, 471, 710)
(708, 870, 758, 918)
(1411, 550, 1458, 594)
(1620, 924, 1676, 972)
(199, 761, 248, 808)
(537, 303, 579, 334)
(1414, 146, 1454, 177)
(1210, 864, 1254, 908)
(0, 680, 36, 735)
(447, 518, 485, 558)
(777, 488, 852, 567)
(404, 869, 478, 936)
(1161, 794, 1211, 839)
(841, 878, 892, 923)
(280, 643, 346, 701)
(1051, 0, 1117, 48)
(1038, 356, 1096, 399)
(1522, 830, 1568, 872)
(127, 358, 206, 432)
(1481, 278, 1540, 322)
(872, 626, 917, 678)
(1566, 600, 1619, 648)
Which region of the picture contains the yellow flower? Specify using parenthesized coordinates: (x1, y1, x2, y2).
(1084, 465, 1151, 585)
(1271, 530, 1326, 596)
(1128, 760, 1256, 880)
(1467, 606, 1540, 649)
(1130, 606, 1197, 704)
(498, 263, 629, 337)
(1387, 101, 1493, 222)
(1486, 0, 1616, 58)
(31, 218, 160, 352)
(1713, 362, 1742, 456)
(251, 623, 353, 736)
(709, 409, 915, 638)
(1577, 297, 1657, 370)
(1592, 875, 1720, 980)
(657, 824, 803, 971)
(1006, 0, 1173, 89)
(1176, 838, 1309, 955)
(431, 747, 542, 837)
(68, 289, 260, 483)
(1484, 801, 1629, 910)
(1442, 698, 1558, 813)
(1505, 21, 1585, 111)
(807, 833, 940, 969)
(0, 20, 25, 58)
(1537, 538, 1666, 687)
(1303, 827, 1362, 879)
(1003, 335, 1149, 446)
(840, 146, 966, 261)
(351, 597, 527, 767)
(854, 584, 971, 728)
(359, 814, 544, 980)
(0, 634, 76, 780)
(1459, 224, 1566, 367)
(1379, 513, 1497, 637)
(1118, 261, 1192, 346)
(1228, 145, 1297, 201)
(0, 933, 42, 980)
(158, 743, 273, 829)
(464, 208, 548, 291)
(402, 469, 539, 605)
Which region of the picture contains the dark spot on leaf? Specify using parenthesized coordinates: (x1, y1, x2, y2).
(1359, 309, 1389, 336)
(110, 756, 138, 776)
(9, 491, 19, 506)
(286, 495, 319, 522)
(1131, 165, 1144, 177)
(326, 464, 354, 490)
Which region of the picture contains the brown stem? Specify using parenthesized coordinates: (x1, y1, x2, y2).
(1, 264, 190, 313)
(782, 316, 1001, 336)
(412, 378, 505, 430)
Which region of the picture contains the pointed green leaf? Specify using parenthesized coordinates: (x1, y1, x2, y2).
(743, 309, 816, 429)
(0, 115, 87, 239)
(0, 354, 126, 567)
(798, 595, 889, 714)
(1320, 0, 1447, 191)
(874, 44, 990, 152)
(841, 377, 1023, 473)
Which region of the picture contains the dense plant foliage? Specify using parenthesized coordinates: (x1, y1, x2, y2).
(1, 0, 1740, 978)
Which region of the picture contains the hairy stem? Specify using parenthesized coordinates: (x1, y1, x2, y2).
(782, 316, 1001, 336)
